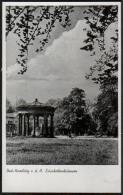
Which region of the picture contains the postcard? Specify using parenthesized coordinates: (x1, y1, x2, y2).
(2, 1, 121, 193)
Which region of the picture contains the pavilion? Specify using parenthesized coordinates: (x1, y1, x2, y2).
(16, 98, 55, 137)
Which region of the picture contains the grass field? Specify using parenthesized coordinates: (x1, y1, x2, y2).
(6, 136, 118, 165)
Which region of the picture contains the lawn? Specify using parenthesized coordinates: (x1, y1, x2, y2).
(6, 136, 118, 165)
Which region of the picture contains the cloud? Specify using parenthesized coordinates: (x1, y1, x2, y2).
(7, 20, 90, 80)
(7, 19, 99, 103)
(7, 63, 19, 78)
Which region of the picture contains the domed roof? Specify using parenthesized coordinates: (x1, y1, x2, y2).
(28, 98, 43, 106)
(16, 98, 55, 115)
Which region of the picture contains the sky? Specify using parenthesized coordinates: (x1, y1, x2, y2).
(6, 6, 117, 105)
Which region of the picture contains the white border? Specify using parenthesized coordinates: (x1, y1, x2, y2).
(2, 2, 121, 193)
(2, 1, 121, 6)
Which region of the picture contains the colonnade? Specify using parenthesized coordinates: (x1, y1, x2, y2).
(18, 113, 54, 137)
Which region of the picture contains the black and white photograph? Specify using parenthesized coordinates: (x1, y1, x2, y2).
(5, 3, 120, 165)
(2, 1, 121, 193)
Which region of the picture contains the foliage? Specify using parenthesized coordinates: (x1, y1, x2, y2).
(82, 6, 118, 137)
(81, 5, 118, 87)
(85, 31, 118, 89)
(45, 98, 67, 135)
(107, 112, 118, 137)
(45, 98, 61, 107)
(6, 98, 15, 113)
(81, 6, 118, 53)
(16, 98, 27, 107)
(47, 88, 96, 136)
(92, 86, 118, 137)
(60, 88, 86, 135)
(6, 6, 73, 74)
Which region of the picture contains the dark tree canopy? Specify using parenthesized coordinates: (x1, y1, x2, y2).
(51, 88, 96, 136)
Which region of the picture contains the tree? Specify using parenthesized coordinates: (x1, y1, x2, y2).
(85, 32, 118, 90)
(6, 6, 73, 74)
(16, 98, 27, 107)
(92, 87, 118, 137)
(81, 6, 118, 53)
(82, 6, 118, 137)
(57, 88, 88, 136)
(6, 98, 15, 113)
(81, 5, 118, 88)
(50, 88, 96, 136)
(45, 98, 61, 107)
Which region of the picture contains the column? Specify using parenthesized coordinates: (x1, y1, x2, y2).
(24, 115, 26, 136)
(36, 115, 39, 127)
(22, 114, 26, 136)
(18, 114, 21, 135)
(17, 115, 19, 135)
(33, 115, 36, 137)
(22, 114, 24, 136)
(20, 114, 22, 135)
(26, 114, 30, 136)
(50, 113, 54, 137)
(44, 114, 48, 137)
(41, 117, 44, 136)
